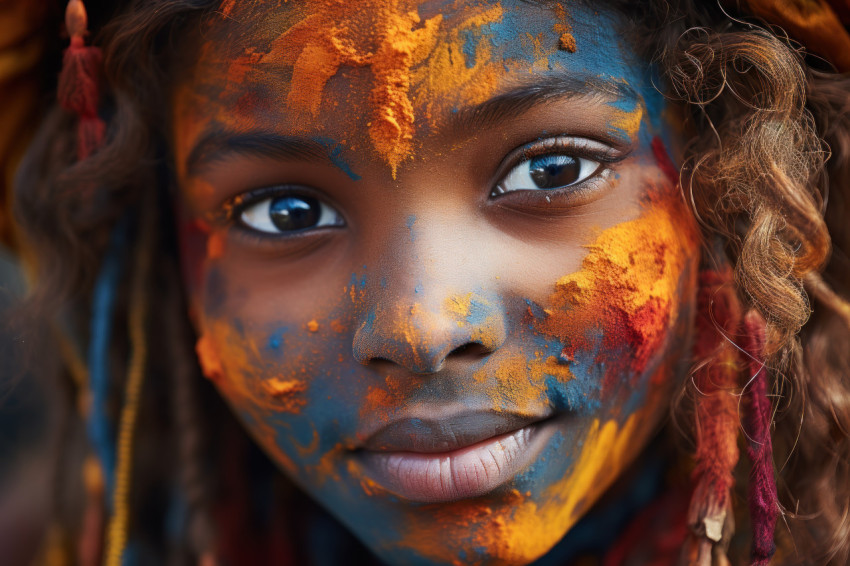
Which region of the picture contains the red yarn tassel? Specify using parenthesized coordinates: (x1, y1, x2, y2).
(682, 267, 742, 566)
(742, 310, 778, 565)
(58, 0, 105, 160)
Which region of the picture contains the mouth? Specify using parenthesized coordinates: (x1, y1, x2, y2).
(355, 411, 557, 503)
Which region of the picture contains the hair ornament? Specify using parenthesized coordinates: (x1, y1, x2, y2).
(741, 310, 779, 565)
(58, 0, 105, 160)
(682, 266, 743, 566)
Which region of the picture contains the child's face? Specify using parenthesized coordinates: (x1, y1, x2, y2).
(173, 1, 699, 563)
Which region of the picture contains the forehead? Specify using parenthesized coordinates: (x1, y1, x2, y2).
(174, 0, 643, 176)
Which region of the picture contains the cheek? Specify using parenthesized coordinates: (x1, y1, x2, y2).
(534, 183, 699, 405)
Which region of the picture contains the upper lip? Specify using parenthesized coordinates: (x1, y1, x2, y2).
(358, 410, 551, 454)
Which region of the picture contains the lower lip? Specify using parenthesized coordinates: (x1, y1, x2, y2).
(358, 420, 555, 503)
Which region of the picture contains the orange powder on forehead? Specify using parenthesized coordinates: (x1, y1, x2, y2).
(553, 3, 576, 52)
(261, 0, 443, 176)
(258, 0, 511, 176)
(410, 4, 505, 126)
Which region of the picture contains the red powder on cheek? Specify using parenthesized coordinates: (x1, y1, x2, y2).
(206, 231, 226, 260)
(652, 137, 680, 186)
(537, 182, 698, 388)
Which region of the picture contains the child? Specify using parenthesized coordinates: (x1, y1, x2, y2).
(8, 0, 850, 564)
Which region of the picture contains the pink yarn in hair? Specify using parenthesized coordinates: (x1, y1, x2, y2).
(742, 310, 779, 565)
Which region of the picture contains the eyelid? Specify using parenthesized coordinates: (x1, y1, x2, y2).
(495, 136, 626, 180)
(216, 185, 328, 223)
(487, 136, 626, 209)
(214, 184, 346, 238)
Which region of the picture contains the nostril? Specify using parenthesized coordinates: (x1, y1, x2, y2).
(446, 342, 491, 360)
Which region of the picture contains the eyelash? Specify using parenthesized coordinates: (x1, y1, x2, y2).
(219, 186, 344, 246)
(217, 136, 625, 241)
(488, 136, 624, 203)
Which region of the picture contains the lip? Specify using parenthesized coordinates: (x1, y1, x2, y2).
(356, 411, 556, 502)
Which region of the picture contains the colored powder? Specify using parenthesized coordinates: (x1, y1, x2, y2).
(314, 137, 362, 181)
(608, 99, 644, 141)
(369, 10, 443, 176)
(206, 231, 225, 260)
(360, 374, 410, 420)
(441, 293, 504, 350)
(558, 33, 576, 52)
(395, 414, 647, 564)
(472, 352, 569, 414)
(260, 378, 308, 412)
(553, 3, 576, 53)
(444, 293, 474, 322)
(260, 0, 443, 176)
(196, 333, 224, 382)
(202, 320, 310, 416)
(536, 184, 698, 390)
(306, 319, 320, 332)
(410, 5, 506, 128)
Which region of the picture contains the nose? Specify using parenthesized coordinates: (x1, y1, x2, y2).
(352, 291, 507, 374)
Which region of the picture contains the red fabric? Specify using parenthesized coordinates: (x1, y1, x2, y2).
(684, 267, 742, 562)
(58, 36, 105, 160)
(741, 311, 778, 565)
(691, 268, 741, 507)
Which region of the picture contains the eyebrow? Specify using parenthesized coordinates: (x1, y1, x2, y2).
(186, 130, 332, 177)
(448, 75, 641, 134)
(185, 76, 641, 175)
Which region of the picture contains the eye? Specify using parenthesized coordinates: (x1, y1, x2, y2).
(238, 193, 344, 234)
(491, 153, 601, 196)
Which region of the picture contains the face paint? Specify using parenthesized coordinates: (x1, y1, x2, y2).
(173, 1, 700, 564)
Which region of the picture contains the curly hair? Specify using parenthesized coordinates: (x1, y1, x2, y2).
(13, 0, 850, 564)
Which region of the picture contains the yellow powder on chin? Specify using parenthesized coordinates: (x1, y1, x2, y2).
(393, 414, 646, 564)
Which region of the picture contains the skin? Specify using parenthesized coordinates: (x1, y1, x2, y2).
(172, 1, 700, 564)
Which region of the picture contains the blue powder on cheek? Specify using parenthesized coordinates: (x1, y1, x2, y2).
(267, 327, 288, 351)
(349, 272, 367, 290)
(541, 329, 605, 414)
